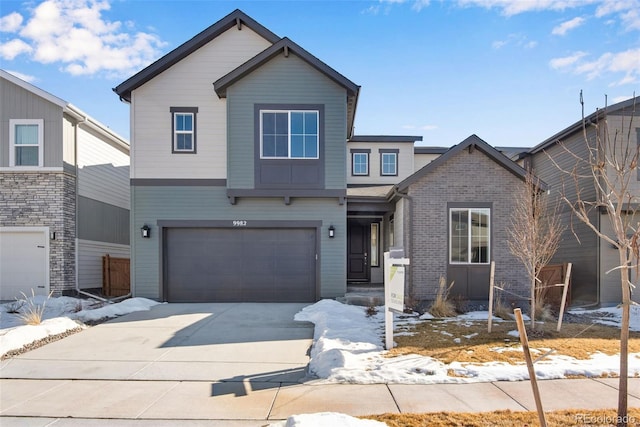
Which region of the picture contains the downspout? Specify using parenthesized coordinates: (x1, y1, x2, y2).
(392, 187, 413, 298)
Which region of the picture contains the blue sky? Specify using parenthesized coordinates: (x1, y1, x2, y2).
(1, 0, 638, 148)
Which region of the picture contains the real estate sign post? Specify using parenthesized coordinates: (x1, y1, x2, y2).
(384, 249, 410, 350)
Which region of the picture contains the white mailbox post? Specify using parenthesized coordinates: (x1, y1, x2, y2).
(384, 249, 410, 350)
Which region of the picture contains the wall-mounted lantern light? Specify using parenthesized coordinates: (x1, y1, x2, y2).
(328, 225, 335, 238)
(49, 231, 56, 240)
(141, 224, 151, 238)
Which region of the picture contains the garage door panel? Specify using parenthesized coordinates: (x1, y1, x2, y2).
(165, 228, 316, 303)
(0, 231, 49, 301)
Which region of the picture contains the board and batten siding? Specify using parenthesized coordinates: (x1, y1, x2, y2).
(77, 239, 130, 290)
(130, 26, 272, 179)
(226, 53, 347, 190)
(530, 128, 599, 302)
(131, 185, 346, 300)
(0, 78, 64, 168)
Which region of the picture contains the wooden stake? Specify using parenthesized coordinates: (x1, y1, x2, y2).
(488, 261, 495, 333)
(514, 308, 547, 427)
(556, 263, 572, 332)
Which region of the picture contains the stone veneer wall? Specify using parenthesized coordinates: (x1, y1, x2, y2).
(0, 172, 76, 295)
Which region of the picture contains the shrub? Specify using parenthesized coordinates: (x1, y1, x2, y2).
(429, 277, 456, 318)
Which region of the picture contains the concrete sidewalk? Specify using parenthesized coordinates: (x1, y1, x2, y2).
(1, 303, 640, 426)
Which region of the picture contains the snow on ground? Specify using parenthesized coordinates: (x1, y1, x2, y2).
(1, 297, 639, 427)
(0, 295, 160, 357)
(295, 299, 640, 385)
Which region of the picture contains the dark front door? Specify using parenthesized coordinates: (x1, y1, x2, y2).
(347, 220, 370, 282)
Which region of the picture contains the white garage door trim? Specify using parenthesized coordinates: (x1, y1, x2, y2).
(0, 226, 50, 300)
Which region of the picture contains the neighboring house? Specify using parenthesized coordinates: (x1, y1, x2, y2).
(0, 70, 130, 301)
(113, 9, 536, 303)
(527, 96, 640, 306)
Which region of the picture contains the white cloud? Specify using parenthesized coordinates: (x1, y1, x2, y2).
(456, 0, 598, 17)
(1, 0, 166, 77)
(549, 51, 588, 69)
(0, 38, 33, 60)
(403, 124, 438, 131)
(595, 0, 640, 30)
(492, 34, 537, 50)
(552, 17, 586, 35)
(551, 48, 640, 86)
(0, 12, 23, 32)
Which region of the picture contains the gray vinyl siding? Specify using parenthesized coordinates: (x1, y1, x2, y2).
(77, 196, 130, 245)
(226, 54, 347, 190)
(131, 185, 346, 300)
(0, 78, 64, 168)
(530, 128, 599, 303)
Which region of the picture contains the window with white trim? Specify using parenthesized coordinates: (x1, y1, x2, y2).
(261, 110, 319, 159)
(352, 152, 369, 175)
(10, 119, 43, 167)
(449, 208, 490, 264)
(170, 107, 198, 153)
(380, 150, 398, 176)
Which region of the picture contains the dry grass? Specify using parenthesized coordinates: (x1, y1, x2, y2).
(390, 319, 640, 364)
(364, 408, 640, 427)
(16, 290, 50, 326)
(429, 277, 457, 318)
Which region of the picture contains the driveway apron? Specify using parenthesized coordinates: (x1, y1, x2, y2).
(0, 303, 314, 383)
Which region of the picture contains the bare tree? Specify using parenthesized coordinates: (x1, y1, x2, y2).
(507, 169, 564, 329)
(547, 92, 638, 426)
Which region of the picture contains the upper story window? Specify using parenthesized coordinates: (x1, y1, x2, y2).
(261, 110, 319, 159)
(9, 119, 43, 167)
(351, 149, 370, 176)
(449, 208, 490, 264)
(170, 107, 198, 153)
(379, 149, 398, 176)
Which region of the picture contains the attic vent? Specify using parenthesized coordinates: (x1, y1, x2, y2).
(236, 18, 242, 30)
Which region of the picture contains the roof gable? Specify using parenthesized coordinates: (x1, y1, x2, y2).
(529, 95, 639, 155)
(394, 134, 543, 193)
(214, 37, 360, 138)
(113, 9, 280, 102)
(1, 69, 67, 108)
(214, 37, 360, 98)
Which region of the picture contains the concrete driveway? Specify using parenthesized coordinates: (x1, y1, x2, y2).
(1, 303, 314, 383)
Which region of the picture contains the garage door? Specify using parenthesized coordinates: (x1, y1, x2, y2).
(0, 230, 49, 301)
(164, 228, 316, 302)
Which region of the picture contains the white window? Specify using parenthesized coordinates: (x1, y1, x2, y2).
(170, 107, 198, 153)
(9, 119, 43, 167)
(450, 208, 490, 264)
(380, 152, 398, 176)
(261, 110, 319, 159)
(352, 152, 369, 175)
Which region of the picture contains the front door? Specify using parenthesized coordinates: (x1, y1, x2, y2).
(347, 220, 370, 282)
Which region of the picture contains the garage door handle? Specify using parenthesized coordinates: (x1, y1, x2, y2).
(37, 286, 45, 288)
(37, 245, 45, 248)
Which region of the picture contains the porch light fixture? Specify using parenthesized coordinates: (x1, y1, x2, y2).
(328, 225, 335, 238)
(49, 231, 56, 240)
(141, 224, 151, 238)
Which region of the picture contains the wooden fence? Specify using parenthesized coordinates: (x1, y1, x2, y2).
(102, 255, 130, 297)
(538, 263, 572, 308)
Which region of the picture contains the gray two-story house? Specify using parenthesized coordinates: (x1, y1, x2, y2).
(115, 9, 533, 304)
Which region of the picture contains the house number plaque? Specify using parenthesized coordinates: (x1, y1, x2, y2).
(232, 220, 248, 227)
